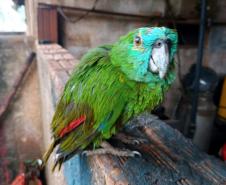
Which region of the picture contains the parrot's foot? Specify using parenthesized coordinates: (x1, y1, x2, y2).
(82, 141, 141, 157)
(113, 133, 148, 145)
(82, 149, 141, 157)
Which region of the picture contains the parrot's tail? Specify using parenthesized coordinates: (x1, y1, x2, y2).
(41, 140, 57, 169)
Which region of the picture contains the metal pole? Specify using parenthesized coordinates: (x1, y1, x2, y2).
(191, 0, 207, 123)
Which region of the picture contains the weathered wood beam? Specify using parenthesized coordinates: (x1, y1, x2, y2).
(89, 113, 226, 185)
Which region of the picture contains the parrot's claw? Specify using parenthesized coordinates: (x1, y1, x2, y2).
(81, 148, 141, 158)
(129, 138, 147, 145)
(131, 151, 142, 157)
(81, 151, 89, 156)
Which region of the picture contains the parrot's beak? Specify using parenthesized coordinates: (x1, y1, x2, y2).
(149, 39, 171, 79)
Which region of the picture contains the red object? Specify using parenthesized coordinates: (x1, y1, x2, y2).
(11, 173, 42, 185)
(221, 143, 226, 161)
(59, 115, 86, 137)
(11, 174, 25, 185)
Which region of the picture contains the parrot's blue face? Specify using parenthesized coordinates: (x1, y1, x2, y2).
(111, 27, 178, 83)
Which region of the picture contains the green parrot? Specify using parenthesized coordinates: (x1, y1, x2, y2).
(43, 27, 178, 170)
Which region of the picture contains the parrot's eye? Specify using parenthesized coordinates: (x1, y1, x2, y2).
(134, 36, 142, 46)
(155, 40, 163, 48)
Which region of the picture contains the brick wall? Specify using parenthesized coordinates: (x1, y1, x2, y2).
(37, 44, 77, 185)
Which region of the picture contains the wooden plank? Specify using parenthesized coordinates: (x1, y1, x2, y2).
(49, 8, 58, 43)
(38, 6, 58, 43)
(42, 8, 48, 41)
(89, 113, 226, 185)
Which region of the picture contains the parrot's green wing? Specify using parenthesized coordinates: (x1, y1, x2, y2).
(43, 46, 129, 169)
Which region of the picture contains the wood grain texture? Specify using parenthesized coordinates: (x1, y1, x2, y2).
(37, 6, 58, 43)
(89, 113, 226, 185)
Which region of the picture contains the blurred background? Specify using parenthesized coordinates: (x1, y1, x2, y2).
(0, 0, 226, 184)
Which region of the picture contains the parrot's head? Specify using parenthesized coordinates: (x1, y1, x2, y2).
(111, 27, 178, 83)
